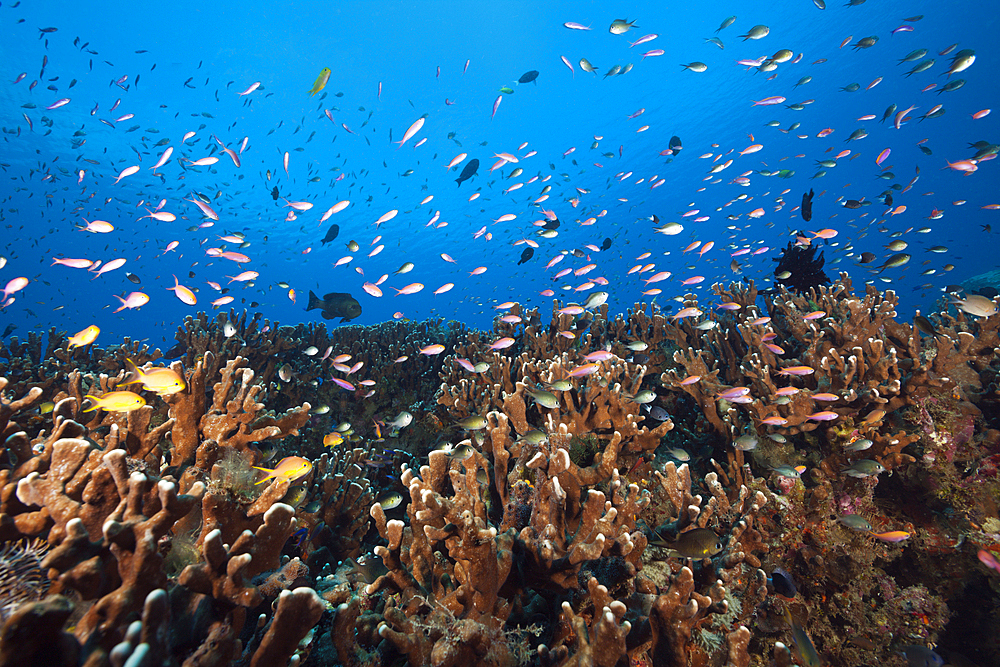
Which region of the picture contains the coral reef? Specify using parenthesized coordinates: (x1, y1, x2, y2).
(0, 277, 997, 666)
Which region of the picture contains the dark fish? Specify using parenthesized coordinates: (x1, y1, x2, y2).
(455, 158, 479, 186)
(306, 290, 362, 322)
(2, 324, 16, 337)
(164, 341, 187, 358)
(321, 224, 340, 245)
(881, 192, 894, 207)
(518, 70, 539, 84)
(542, 217, 560, 230)
(901, 646, 943, 667)
(913, 315, 938, 337)
(126, 272, 141, 284)
(858, 252, 877, 264)
(517, 247, 534, 265)
(769, 568, 797, 597)
(843, 199, 862, 209)
(649, 527, 723, 558)
(271, 186, 279, 201)
(669, 135, 683, 155)
(601, 237, 612, 250)
(800, 188, 814, 222)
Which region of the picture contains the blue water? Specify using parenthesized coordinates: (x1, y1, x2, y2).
(1, 0, 997, 347)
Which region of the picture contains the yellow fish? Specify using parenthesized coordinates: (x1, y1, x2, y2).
(308, 67, 331, 96)
(67, 325, 100, 349)
(252, 456, 313, 484)
(120, 358, 186, 396)
(323, 432, 344, 448)
(83, 391, 146, 413)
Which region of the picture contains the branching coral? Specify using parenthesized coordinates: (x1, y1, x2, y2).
(0, 284, 996, 666)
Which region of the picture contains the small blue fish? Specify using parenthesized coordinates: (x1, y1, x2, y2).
(291, 526, 309, 548)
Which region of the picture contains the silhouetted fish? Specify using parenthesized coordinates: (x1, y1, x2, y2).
(455, 158, 479, 186)
(518, 70, 539, 84)
(306, 291, 362, 322)
(321, 223, 340, 245)
(801, 188, 814, 222)
(669, 135, 683, 155)
(601, 237, 612, 250)
(271, 186, 279, 201)
(517, 247, 534, 265)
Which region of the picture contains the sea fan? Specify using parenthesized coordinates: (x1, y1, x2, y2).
(0, 539, 50, 622)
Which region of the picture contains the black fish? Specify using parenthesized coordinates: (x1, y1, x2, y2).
(858, 252, 877, 264)
(306, 290, 362, 322)
(843, 199, 862, 209)
(321, 224, 340, 245)
(517, 247, 534, 265)
(881, 192, 894, 207)
(601, 237, 612, 251)
(800, 188, 814, 222)
(126, 272, 141, 284)
(455, 158, 479, 186)
(271, 186, 279, 201)
(542, 217, 560, 230)
(518, 70, 539, 84)
(163, 341, 187, 358)
(669, 135, 682, 155)
(2, 324, 16, 337)
(769, 568, 797, 598)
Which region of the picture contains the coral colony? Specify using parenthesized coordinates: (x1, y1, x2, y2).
(0, 272, 998, 666)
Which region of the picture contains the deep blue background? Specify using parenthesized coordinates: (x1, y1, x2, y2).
(1, 0, 997, 350)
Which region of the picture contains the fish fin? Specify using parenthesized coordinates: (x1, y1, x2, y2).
(306, 290, 321, 311)
(119, 358, 143, 386)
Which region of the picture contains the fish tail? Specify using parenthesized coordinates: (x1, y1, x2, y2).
(119, 358, 142, 385)
(251, 466, 273, 484)
(306, 290, 321, 311)
(82, 396, 99, 412)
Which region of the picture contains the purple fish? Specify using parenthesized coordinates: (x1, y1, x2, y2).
(46, 98, 70, 110)
(13, 72, 26, 84)
(717, 386, 751, 400)
(492, 95, 502, 120)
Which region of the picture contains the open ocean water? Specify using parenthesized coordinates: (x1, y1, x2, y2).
(1, 0, 997, 343)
